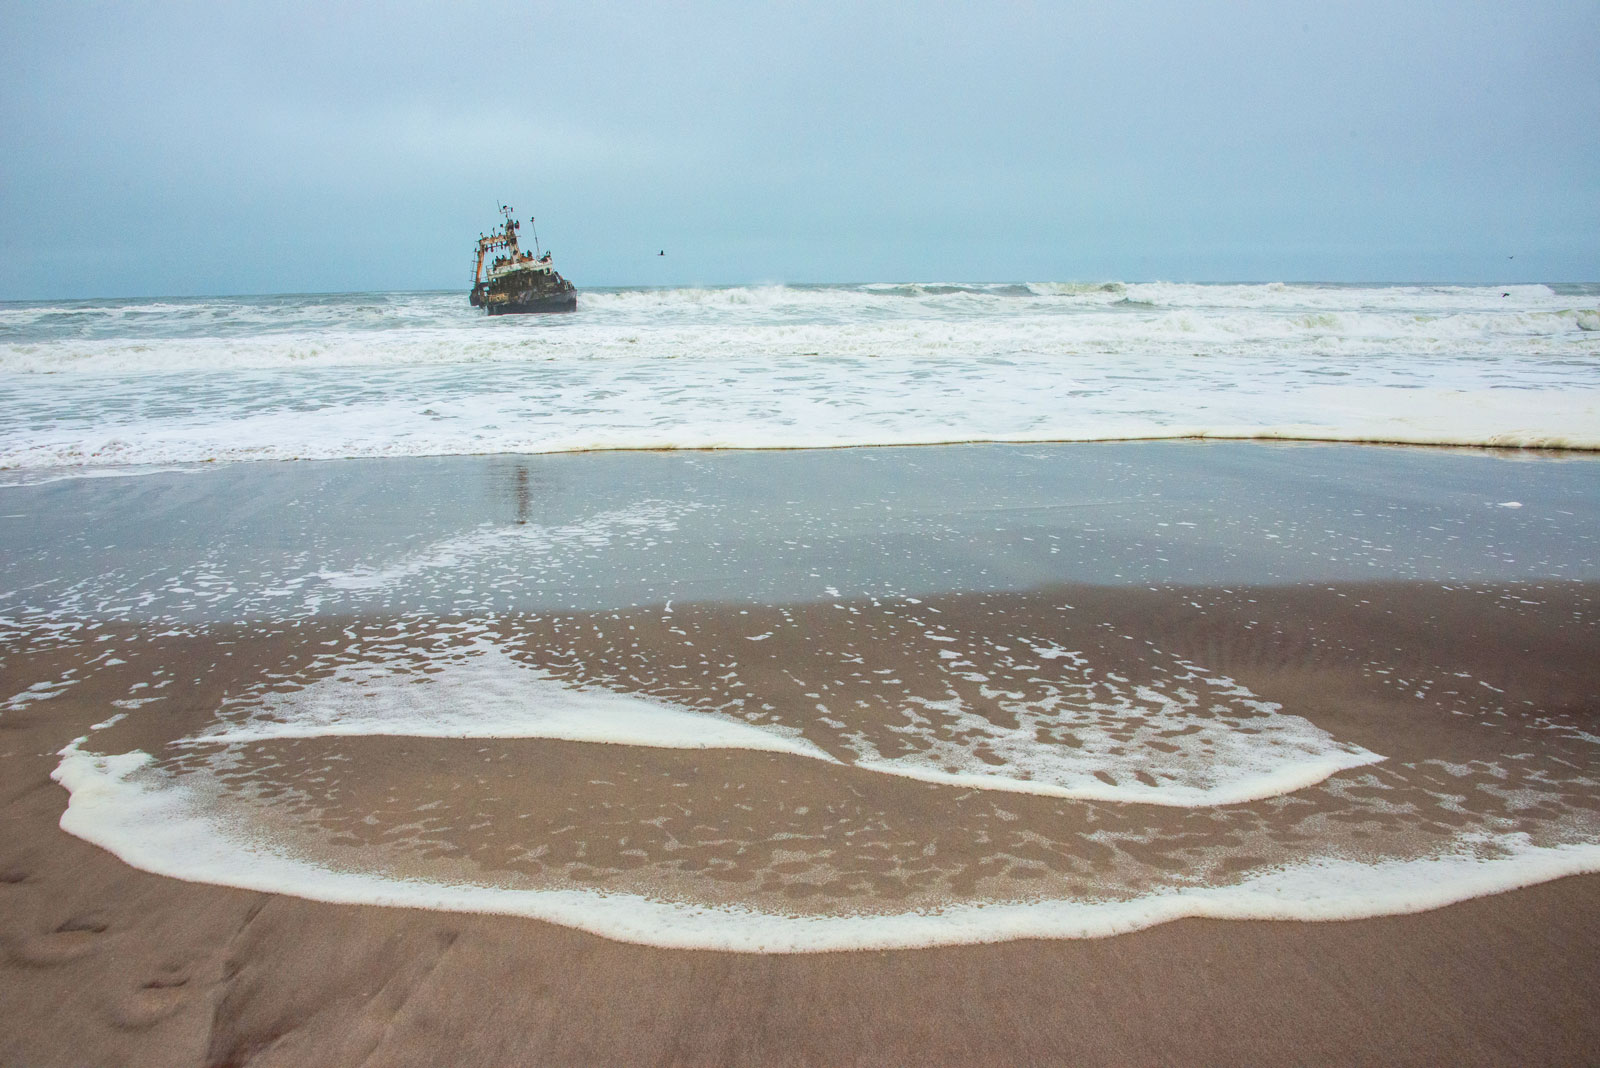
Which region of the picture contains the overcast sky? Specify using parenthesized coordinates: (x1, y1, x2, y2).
(2, 1, 1596, 297)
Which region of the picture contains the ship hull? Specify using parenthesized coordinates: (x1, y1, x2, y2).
(485, 291, 578, 314)
(471, 269, 578, 315)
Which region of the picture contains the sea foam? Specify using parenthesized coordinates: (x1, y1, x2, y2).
(3, 282, 1597, 474)
(53, 738, 1600, 952)
(188, 636, 1379, 807)
(192, 641, 832, 760)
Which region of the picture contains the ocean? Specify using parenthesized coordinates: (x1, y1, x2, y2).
(3, 281, 1599, 953)
(2, 281, 1598, 472)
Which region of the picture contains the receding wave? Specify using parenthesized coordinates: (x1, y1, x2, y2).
(49, 600, 1600, 953)
(2, 366, 1596, 472)
(55, 741, 1600, 952)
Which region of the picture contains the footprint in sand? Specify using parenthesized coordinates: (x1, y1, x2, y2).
(108, 968, 194, 1030)
(4, 914, 112, 966)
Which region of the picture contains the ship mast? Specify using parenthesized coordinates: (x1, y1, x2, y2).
(472, 204, 523, 287)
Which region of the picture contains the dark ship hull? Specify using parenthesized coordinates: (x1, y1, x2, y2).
(470, 270, 578, 315)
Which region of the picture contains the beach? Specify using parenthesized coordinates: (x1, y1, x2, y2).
(4, 282, 1600, 1063)
(2, 763, 1596, 1066)
(3, 437, 1599, 1064)
(6, 0, 1600, 1049)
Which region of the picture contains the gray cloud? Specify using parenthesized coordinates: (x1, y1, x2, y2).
(3, 0, 1596, 297)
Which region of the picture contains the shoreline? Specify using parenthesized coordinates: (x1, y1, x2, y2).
(4, 442, 1598, 1063)
(5, 433, 1600, 486)
(6, 639, 1600, 1063)
(6, 717, 1600, 1064)
(22, 575, 1600, 952)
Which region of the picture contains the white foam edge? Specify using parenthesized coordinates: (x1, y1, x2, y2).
(6, 419, 1600, 478)
(190, 646, 834, 762)
(0, 463, 216, 487)
(53, 739, 1600, 953)
(848, 749, 1385, 807)
(189, 642, 1373, 807)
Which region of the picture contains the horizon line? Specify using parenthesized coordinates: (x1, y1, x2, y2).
(4, 278, 1594, 304)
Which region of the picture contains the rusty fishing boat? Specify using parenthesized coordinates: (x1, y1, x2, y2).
(469, 205, 577, 314)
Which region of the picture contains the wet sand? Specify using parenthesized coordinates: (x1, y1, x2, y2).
(3, 444, 1599, 1064)
(2, 806, 1597, 1067)
(3, 581, 1598, 1064)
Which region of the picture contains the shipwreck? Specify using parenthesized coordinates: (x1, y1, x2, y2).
(469, 205, 577, 314)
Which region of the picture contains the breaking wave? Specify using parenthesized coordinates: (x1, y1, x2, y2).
(1, 281, 1597, 472)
